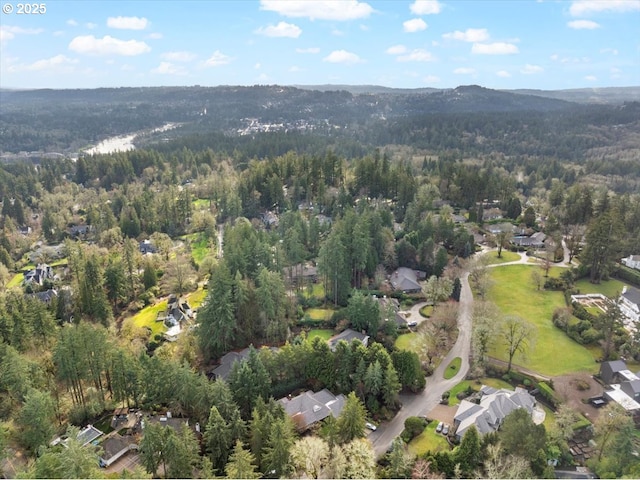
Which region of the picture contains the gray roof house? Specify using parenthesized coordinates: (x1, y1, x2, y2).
(99, 433, 138, 468)
(390, 267, 426, 293)
(23, 263, 54, 286)
(620, 286, 640, 326)
(212, 348, 252, 380)
(621, 379, 640, 403)
(511, 231, 546, 249)
(600, 360, 630, 385)
(328, 328, 369, 351)
(279, 389, 346, 431)
(453, 386, 536, 441)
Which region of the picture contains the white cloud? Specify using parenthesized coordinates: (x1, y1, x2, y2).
(8, 54, 78, 73)
(259, 0, 373, 21)
(496, 70, 511, 78)
(453, 67, 476, 74)
(410, 0, 442, 15)
(107, 16, 149, 30)
(148, 33, 163, 40)
(570, 0, 640, 16)
(0, 29, 15, 45)
(386, 44, 407, 55)
(53, 31, 65, 37)
(521, 64, 544, 74)
(443, 28, 489, 42)
(397, 48, 434, 62)
(296, 47, 320, 54)
(289, 65, 303, 72)
(69, 35, 151, 56)
(568, 19, 600, 29)
(255, 63, 261, 69)
(323, 49, 363, 64)
(86, 22, 98, 30)
(255, 21, 302, 38)
(471, 42, 519, 55)
(403, 18, 428, 32)
(1, 25, 44, 35)
(161, 51, 196, 62)
(67, 19, 78, 27)
(600, 48, 619, 55)
(585, 75, 597, 81)
(203, 50, 232, 67)
(331, 28, 345, 36)
(151, 62, 187, 75)
(423, 74, 440, 84)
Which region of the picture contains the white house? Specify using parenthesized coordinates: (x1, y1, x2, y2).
(620, 286, 640, 329)
(622, 255, 640, 271)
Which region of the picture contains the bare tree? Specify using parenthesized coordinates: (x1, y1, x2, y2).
(501, 315, 536, 373)
(468, 254, 493, 299)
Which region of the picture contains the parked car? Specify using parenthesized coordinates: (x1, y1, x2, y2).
(407, 321, 418, 327)
(442, 424, 450, 435)
(365, 422, 377, 431)
(436, 421, 444, 433)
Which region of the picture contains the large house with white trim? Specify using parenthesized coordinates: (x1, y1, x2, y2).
(620, 286, 640, 327)
(622, 255, 640, 271)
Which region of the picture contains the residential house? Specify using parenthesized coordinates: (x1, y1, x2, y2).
(482, 208, 503, 221)
(75, 425, 104, 447)
(390, 267, 426, 294)
(599, 360, 631, 385)
(23, 263, 54, 286)
(212, 348, 251, 381)
(279, 389, 346, 431)
(453, 386, 536, 441)
(99, 434, 138, 468)
(68, 224, 91, 239)
(261, 211, 279, 229)
(622, 255, 640, 271)
(376, 295, 407, 328)
(600, 359, 640, 414)
(511, 231, 546, 249)
(285, 263, 318, 286)
(328, 328, 369, 352)
(486, 223, 516, 235)
(28, 288, 58, 304)
(620, 286, 640, 326)
(139, 239, 157, 255)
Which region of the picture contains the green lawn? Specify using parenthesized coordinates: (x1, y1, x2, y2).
(192, 198, 210, 209)
(574, 277, 628, 298)
(7, 273, 23, 288)
(408, 421, 450, 456)
(395, 332, 418, 352)
(419, 305, 433, 318)
(305, 283, 325, 300)
(447, 378, 512, 406)
(307, 329, 334, 341)
(305, 308, 334, 321)
(131, 300, 168, 338)
(187, 233, 213, 267)
(488, 265, 597, 376)
(187, 288, 207, 309)
(444, 357, 461, 380)
(486, 250, 520, 265)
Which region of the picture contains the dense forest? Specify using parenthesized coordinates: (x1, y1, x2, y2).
(1, 85, 640, 479)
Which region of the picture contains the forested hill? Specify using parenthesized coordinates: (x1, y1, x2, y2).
(0, 84, 573, 154)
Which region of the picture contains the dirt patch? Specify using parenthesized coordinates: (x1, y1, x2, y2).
(552, 373, 604, 422)
(426, 404, 457, 425)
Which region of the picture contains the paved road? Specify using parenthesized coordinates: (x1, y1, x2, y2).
(370, 272, 473, 457)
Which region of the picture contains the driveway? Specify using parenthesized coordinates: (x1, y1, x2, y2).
(370, 272, 473, 457)
(399, 301, 429, 327)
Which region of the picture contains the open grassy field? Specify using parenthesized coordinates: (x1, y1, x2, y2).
(574, 277, 628, 298)
(408, 420, 450, 456)
(305, 308, 334, 321)
(7, 273, 23, 288)
(305, 283, 325, 300)
(488, 265, 597, 376)
(486, 250, 520, 265)
(395, 332, 418, 352)
(131, 299, 168, 337)
(307, 329, 334, 341)
(185, 233, 213, 267)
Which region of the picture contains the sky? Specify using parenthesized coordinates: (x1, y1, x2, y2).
(0, 0, 639, 90)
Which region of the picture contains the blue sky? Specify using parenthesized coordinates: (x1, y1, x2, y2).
(1, 0, 638, 90)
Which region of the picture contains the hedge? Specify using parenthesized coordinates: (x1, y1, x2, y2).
(538, 381, 559, 407)
(614, 265, 640, 288)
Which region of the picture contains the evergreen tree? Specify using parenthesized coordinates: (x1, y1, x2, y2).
(336, 392, 367, 444)
(225, 440, 260, 479)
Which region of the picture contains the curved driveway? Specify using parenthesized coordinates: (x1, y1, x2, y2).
(370, 272, 473, 457)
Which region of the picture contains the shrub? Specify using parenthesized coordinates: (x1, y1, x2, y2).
(544, 277, 566, 291)
(538, 381, 559, 407)
(403, 416, 427, 440)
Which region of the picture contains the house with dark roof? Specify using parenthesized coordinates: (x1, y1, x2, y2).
(327, 328, 369, 352)
(599, 360, 630, 385)
(68, 224, 91, 239)
(212, 348, 252, 380)
(285, 263, 318, 286)
(376, 296, 407, 328)
(622, 255, 640, 271)
(621, 379, 640, 403)
(23, 263, 54, 286)
(453, 386, 536, 441)
(390, 267, 426, 293)
(279, 389, 346, 431)
(99, 433, 138, 468)
(28, 288, 58, 304)
(511, 231, 546, 249)
(139, 239, 157, 255)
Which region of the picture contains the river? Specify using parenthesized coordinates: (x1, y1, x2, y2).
(83, 123, 178, 155)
